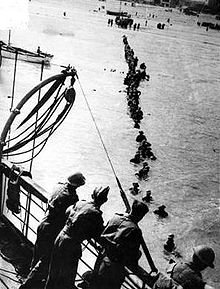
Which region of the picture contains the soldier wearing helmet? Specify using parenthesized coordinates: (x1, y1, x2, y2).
(44, 186, 110, 289)
(19, 172, 86, 289)
(168, 245, 215, 289)
(136, 130, 147, 143)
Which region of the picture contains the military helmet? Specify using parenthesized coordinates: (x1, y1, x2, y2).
(133, 182, 139, 187)
(67, 172, 86, 187)
(193, 245, 215, 268)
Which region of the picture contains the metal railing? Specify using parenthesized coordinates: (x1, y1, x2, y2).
(0, 159, 154, 289)
(0, 159, 48, 243)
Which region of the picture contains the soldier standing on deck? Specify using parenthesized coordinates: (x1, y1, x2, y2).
(90, 200, 149, 289)
(19, 172, 86, 289)
(44, 186, 110, 289)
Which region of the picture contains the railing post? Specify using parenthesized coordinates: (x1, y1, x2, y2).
(24, 192, 32, 238)
(0, 171, 3, 215)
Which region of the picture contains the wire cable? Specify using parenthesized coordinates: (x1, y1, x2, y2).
(0, 273, 20, 284)
(77, 76, 119, 182)
(76, 74, 131, 212)
(0, 277, 10, 289)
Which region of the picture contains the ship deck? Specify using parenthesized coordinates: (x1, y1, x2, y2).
(0, 255, 20, 289)
(0, 217, 33, 289)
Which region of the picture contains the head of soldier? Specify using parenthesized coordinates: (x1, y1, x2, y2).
(91, 186, 110, 207)
(192, 245, 215, 271)
(67, 172, 86, 189)
(130, 200, 149, 223)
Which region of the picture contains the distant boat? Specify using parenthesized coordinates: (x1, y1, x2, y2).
(0, 40, 53, 65)
(106, 0, 130, 17)
(106, 10, 128, 16)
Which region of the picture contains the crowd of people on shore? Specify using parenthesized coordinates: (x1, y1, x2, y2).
(107, 16, 142, 31)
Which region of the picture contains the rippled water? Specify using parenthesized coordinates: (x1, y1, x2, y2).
(0, 0, 220, 286)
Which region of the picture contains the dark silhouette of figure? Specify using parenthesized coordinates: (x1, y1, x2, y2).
(82, 200, 149, 289)
(130, 151, 141, 164)
(142, 190, 153, 203)
(140, 63, 146, 70)
(129, 183, 141, 195)
(164, 234, 176, 252)
(19, 173, 86, 289)
(122, 35, 128, 44)
(134, 121, 140, 129)
(154, 205, 168, 218)
(37, 46, 41, 54)
(135, 162, 150, 179)
(44, 186, 110, 289)
(136, 131, 147, 143)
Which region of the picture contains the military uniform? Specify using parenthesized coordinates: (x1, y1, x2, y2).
(170, 262, 206, 289)
(45, 200, 105, 289)
(94, 213, 143, 289)
(21, 183, 79, 288)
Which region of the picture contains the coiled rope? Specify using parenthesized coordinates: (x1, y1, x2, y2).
(2, 69, 76, 165)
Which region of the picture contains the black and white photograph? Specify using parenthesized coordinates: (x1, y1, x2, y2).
(0, 0, 219, 288)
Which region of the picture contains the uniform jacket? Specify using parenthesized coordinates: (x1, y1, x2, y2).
(61, 200, 104, 243)
(170, 262, 206, 289)
(46, 182, 79, 226)
(100, 213, 142, 268)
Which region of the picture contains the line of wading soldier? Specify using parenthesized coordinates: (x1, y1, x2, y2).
(120, 37, 216, 289)
(123, 35, 149, 130)
(123, 35, 162, 214)
(19, 172, 216, 289)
